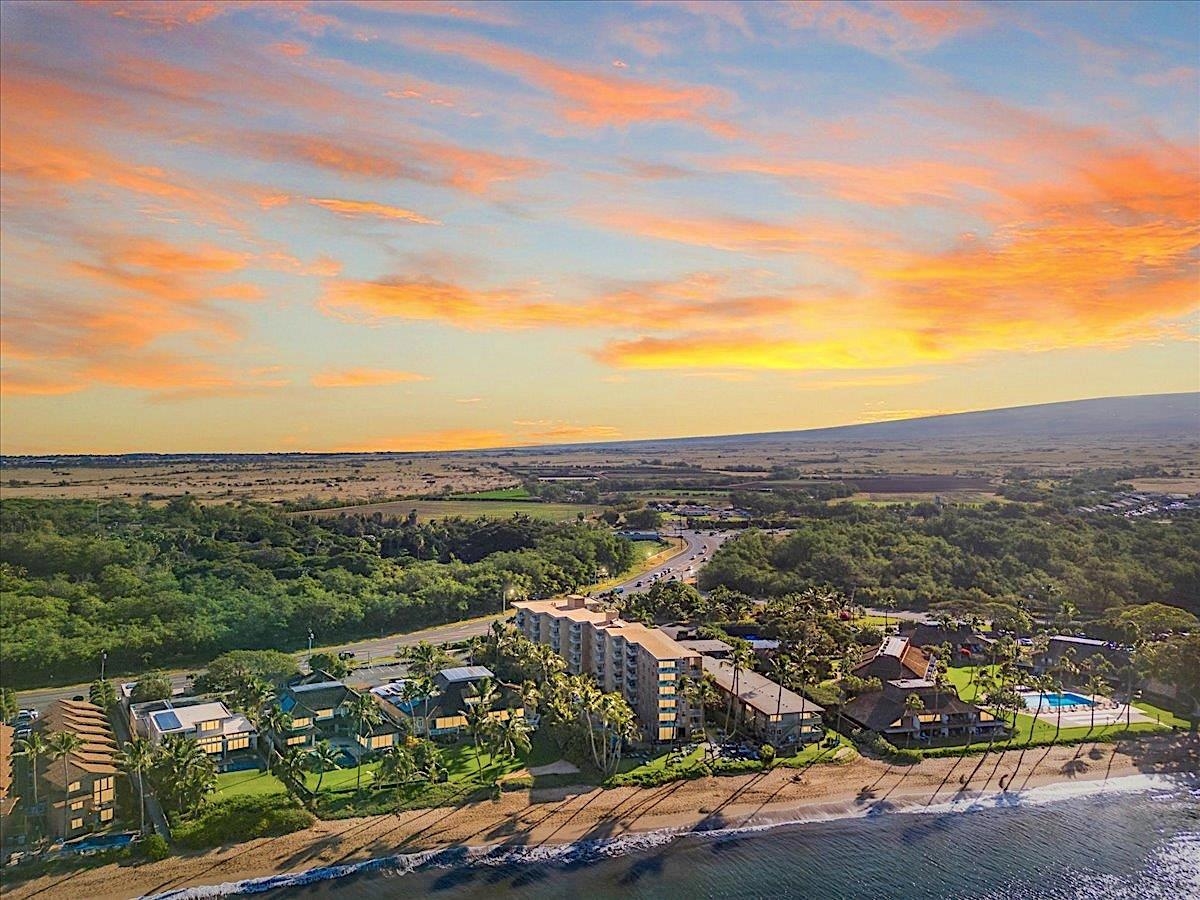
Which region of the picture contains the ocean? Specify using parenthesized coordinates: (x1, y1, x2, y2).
(152, 774, 1200, 900)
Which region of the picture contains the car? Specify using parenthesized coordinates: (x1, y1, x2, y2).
(1018, 638, 1033, 647)
(635, 581, 642, 587)
(14, 727, 32, 740)
(71, 695, 85, 702)
(338, 650, 356, 660)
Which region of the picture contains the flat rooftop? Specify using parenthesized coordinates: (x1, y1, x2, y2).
(515, 597, 697, 661)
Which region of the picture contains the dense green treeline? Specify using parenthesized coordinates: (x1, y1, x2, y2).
(699, 503, 1199, 618)
(0, 498, 635, 688)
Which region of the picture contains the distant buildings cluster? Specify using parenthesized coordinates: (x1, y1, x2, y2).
(1075, 491, 1200, 518)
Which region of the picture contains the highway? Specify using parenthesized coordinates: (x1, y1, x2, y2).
(14, 528, 725, 712)
(608, 528, 733, 595)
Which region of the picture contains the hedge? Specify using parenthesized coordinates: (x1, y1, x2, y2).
(173, 795, 314, 850)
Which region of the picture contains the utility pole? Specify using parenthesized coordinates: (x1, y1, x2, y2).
(100, 650, 107, 682)
(307, 630, 314, 653)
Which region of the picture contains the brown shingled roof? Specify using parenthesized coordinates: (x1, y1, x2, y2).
(37, 700, 118, 780)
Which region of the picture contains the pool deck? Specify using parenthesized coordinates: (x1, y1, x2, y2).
(1018, 691, 1151, 728)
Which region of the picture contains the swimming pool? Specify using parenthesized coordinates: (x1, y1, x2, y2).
(1023, 691, 1094, 710)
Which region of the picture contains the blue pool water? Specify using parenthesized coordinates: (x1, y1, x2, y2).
(1024, 691, 1094, 710)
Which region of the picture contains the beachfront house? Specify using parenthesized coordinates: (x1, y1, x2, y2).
(373, 666, 525, 738)
(1033, 636, 1130, 678)
(842, 678, 1006, 744)
(129, 697, 257, 768)
(900, 621, 993, 660)
(276, 671, 406, 753)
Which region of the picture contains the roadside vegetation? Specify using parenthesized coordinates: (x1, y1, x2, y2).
(0, 498, 637, 687)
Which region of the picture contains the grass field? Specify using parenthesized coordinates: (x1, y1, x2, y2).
(215, 769, 287, 797)
(294, 498, 601, 522)
(448, 487, 532, 500)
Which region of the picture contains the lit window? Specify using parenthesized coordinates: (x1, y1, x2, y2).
(100, 808, 114, 822)
(286, 734, 308, 745)
(68, 781, 81, 793)
(70, 817, 84, 830)
(226, 736, 250, 751)
(70, 800, 86, 811)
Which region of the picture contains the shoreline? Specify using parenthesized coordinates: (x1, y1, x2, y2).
(6, 738, 1196, 900)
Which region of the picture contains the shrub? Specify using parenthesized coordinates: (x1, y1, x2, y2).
(173, 795, 314, 850)
(760, 744, 776, 765)
(142, 833, 170, 861)
(709, 758, 764, 775)
(500, 775, 534, 792)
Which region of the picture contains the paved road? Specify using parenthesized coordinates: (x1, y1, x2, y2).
(608, 528, 733, 595)
(13, 615, 506, 713)
(14, 530, 737, 711)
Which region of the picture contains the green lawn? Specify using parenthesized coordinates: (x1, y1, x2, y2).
(942, 664, 1177, 746)
(215, 769, 287, 797)
(304, 731, 562, 793)
(777, 733, 856, 767)
(615, 744, 706, 776)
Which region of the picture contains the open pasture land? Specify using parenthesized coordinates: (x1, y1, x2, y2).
(3, 431, 1195, 506)
(0, 455, 516, 504)
(291, 498, 601, 522)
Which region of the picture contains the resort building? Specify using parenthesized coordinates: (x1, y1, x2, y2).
(513, 596, 703, 742)
(0, 723, 16, 825)
(35, 700, 117, 839)
(129, 697, 256, 764)
(842, 678, 1006, 744)
(853, 636, 935, 682)
(701, 657, 824, 745)
(373, 666, 525, 738)
(1034, 636, 1129, 676)
(278, 671, 406, 753)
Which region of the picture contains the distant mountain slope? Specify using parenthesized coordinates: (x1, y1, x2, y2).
(610, 392, 1200, 448)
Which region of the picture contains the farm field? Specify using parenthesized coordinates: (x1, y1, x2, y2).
(292, 498, 601, 522)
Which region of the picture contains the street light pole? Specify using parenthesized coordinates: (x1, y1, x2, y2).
(307, 630, 314, 653)
(100, 650, 107, 682)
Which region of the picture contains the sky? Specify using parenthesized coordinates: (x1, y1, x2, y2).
(1, 0, 1197, 454)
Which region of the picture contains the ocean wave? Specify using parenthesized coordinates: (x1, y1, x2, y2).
(141, 773, 1197, 900)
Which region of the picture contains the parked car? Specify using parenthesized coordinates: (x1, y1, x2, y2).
(338, 650, 356, 660)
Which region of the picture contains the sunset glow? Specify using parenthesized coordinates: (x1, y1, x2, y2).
(2, 0, 1196, 453)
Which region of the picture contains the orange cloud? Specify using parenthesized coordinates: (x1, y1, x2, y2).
(769, 1, 991, 56)
(311, 368, 431, 388)
(240, 131, 545, 195)
(308, 198, 440, 224)
(412, 34, 737, 136)
(320, 273, 796, 332)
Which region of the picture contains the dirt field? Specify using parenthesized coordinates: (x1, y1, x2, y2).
(2, 435, 1194, 507)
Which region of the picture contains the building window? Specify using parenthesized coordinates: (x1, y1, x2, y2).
(286, 734, 308, 745)
(70, 817, 84, 831)
(70, 799, 86, 811)
(226, 736, 251, 751)
(291, 717, 312, 729)
(100, 808, 114, 822)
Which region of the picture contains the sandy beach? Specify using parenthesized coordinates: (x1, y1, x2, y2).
(5, 737, 1195, 900)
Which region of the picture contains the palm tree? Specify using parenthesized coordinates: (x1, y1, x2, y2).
(519, 680, 540, 725)
(726, 643, 754, 737)
(880, 597, 896, 633)
(277, 747, 308, 789)
(600, 697, 637, 775)
(157, 734, 216, 814)
(15, 731, 49, 810)
(770, 655, 797, 746)
(904, 692, 926, 740)
(259, 706, 293, 766)
(349, 694, 383, 790)
(464, 690, 497, 779)
(493, 714, 533, 762)
(1085, 672, 1107, 734)
(306, 740, 340, 794)
(116, 737, 156, 835)
(47, 731, 84, 838)
(401, 675, 436, 738)
(378, 745, 416, 787)
(232, 676, 273, 724)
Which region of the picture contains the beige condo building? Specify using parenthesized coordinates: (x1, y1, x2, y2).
(512, 596, 702, 743)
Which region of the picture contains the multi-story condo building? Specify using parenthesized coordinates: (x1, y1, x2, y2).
(701, 657, 824, 746)
(36, 700, 117, 839)
(129, 697, 257, 765)
(512, 596, 703, 743)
